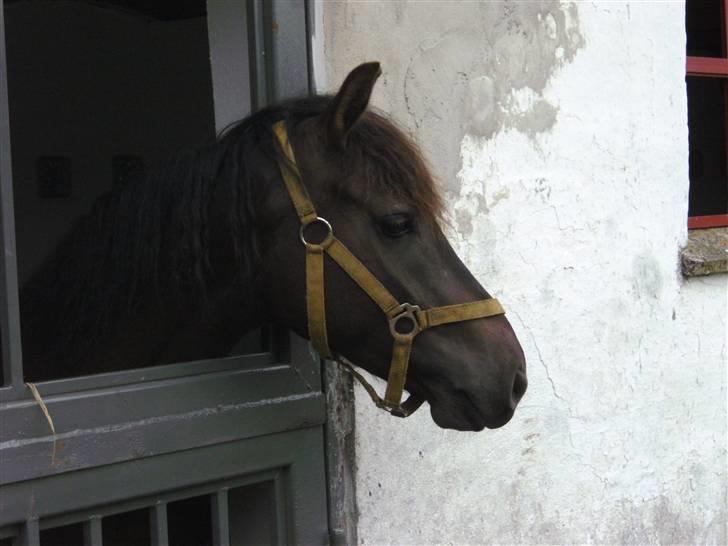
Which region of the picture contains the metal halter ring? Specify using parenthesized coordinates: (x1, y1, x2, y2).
(388, 303, 422, 340)
(299, 216, 334, 250)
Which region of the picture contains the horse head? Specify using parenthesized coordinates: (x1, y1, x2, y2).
(253, 63, 527, 431)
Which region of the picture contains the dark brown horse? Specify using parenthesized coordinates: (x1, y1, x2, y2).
(18, 62, 526, 431)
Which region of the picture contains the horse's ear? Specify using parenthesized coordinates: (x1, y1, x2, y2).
(325, 62, 382, 145)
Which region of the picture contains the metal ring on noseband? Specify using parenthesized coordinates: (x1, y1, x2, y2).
(299, 216, 334, 250)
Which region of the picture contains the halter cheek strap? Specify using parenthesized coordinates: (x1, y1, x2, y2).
(272, 121, 505, 417)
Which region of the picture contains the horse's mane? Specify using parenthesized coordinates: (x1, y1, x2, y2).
(20, 95, 443, 372)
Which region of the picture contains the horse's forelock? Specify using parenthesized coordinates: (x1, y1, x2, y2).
(246, 96, 444, 226)
(344, 111, 444, 225)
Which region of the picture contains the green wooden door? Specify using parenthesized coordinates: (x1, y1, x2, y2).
(0, 2, 330, 544)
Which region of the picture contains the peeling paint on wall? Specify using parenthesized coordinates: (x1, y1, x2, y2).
(402, 1, 583, 192)
(323, 1, 583, 194)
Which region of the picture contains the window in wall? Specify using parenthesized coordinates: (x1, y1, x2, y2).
(686, 0, 728, 228)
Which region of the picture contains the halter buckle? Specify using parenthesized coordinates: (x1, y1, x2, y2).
(388, 303, 421, 340)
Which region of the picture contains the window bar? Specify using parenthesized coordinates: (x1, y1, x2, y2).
(688, 213, 728, 229)
(211, 489, 230, 546)
(18, 519, 39, 546)
(83, 516, 103, 546)
(150, 502, 168, 546)
(247, 0, 271, 109)
(0, 2, 24, 389)
(273, 475, 288, 546)
(687, 56, 728, 76)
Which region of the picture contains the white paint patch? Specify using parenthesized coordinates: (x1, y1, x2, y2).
(505, 86, 541, 116)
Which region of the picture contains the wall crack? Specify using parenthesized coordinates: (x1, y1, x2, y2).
(511, 309, 564, 401)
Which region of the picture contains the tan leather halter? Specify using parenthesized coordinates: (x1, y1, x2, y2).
(273, 121, 506, 417)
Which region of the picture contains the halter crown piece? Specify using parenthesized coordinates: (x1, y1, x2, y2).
(273, 121, 506, 417)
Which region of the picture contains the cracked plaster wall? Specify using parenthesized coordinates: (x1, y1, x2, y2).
(314, 1, 727, 544)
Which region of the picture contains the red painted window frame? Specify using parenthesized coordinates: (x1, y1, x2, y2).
(686, 0, 728, 229)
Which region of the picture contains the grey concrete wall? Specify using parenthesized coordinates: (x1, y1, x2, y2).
(315, 1, 727, 544)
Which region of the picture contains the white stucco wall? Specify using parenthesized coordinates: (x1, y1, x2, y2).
(314, 2, 727, 544)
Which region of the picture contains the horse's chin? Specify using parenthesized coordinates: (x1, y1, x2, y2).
(428, 397, 515, 432)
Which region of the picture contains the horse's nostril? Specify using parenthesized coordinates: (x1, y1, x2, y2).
(512, 371, 527, 402)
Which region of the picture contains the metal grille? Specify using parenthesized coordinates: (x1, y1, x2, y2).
(2, 473, 294, 546)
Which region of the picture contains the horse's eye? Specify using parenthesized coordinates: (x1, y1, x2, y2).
(380, 213, 414, 238)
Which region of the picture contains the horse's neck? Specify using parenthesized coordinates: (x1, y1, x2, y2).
(151, 280, 263, 365)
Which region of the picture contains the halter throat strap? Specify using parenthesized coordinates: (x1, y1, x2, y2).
(272, 121, 505, 417)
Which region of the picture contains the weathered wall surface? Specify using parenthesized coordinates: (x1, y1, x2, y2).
(314, 1, 727, 544)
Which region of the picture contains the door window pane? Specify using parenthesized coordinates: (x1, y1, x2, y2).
(102, 508, 151, 546)
(39, 522, 84, 546)
(228, 482, 280, 546)
(168, 495, 213, 546)
(5, 1, 265, 381)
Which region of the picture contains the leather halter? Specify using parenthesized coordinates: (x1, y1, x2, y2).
(273, 121, 505, 417)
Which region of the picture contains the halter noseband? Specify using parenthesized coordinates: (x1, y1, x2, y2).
(273, 121, 505, 417)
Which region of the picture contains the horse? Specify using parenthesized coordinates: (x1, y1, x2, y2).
(16, 62, 527, 431)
